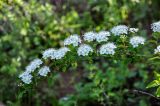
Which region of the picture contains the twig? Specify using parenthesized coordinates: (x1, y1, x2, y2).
(131, 89, 160, 101)
(102, 92, 107, 106)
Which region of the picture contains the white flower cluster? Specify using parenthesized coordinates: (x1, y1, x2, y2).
(95, 31, 110, 42)
(83, 31, 96, 42)
(19, 58, 43, 84)
(19, 72, 33, 84)
(151, 21, 160, 32)
(42, 48, 55, 59)
(129, 36, 145, 48)
(25, 59, 43, 73)
(99, 43, 117, 55)
(64, 34, 81, 46)
(111, 25, 128, 36)
(42, 47, 70, 60)
(83, 31, 110, 43)
(77, 44, 93, 56)
(154, 45, 160, 54)
(38, 66, 50, 77)
(129, 28, 139, 33)
(52, 47, 70, 59)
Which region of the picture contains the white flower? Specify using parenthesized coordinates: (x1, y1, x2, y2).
(19, 72, 32, 84)
(111, 25, 128, 36)
(42, 48, 56, 59)
(129, 28, 139, 33)
(64, 34, 81, 46)
(25, 59, 43, 73)
(38, 66, 50, 77)
(154, 45, 160, 54)
(51, 47, 70, 60)
(59, 47, 70, 53)
(19, 71, 29, 78)
(95, 31, 110, 42)
(99, 43, 117, 55)
(83, 31, 96, 42)
(129, 36, 145, 48)
(151, 21, 160, 32)
(77, 44, 93, 56)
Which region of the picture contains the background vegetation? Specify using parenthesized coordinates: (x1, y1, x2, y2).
(0, 0, 160, 106)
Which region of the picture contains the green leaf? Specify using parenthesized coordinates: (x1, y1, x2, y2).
(146, 80, 160, 88)
(149, 56, 160, 61)
(156, 86, 160, 97)
(17, 90, 27, 100)
(154, 71, 160, 79)
(147, 40, 157, 44)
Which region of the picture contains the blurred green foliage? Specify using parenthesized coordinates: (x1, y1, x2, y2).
(0, 0, 160, 106)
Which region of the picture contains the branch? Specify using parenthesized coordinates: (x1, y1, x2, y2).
(130, 89, 160, 101)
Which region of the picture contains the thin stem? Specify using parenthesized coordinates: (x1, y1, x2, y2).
(130, 89, 160, 101)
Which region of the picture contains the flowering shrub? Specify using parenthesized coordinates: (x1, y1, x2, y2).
(18, 21, 160, 101)
(1, 0, 160, 105)
(20, 24, 142, 84)
(16, 19, 160, 105)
